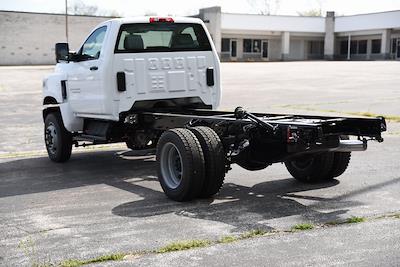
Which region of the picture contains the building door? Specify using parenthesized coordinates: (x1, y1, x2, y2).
(230, 40, 237, 58)
(262, 41, 268, 58)
(397, 39, 400, 58)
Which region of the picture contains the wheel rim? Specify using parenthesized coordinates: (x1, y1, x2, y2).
(160, 142, 183, 189)
(45, 123, 58, 155)
(292, 156, 314, 170)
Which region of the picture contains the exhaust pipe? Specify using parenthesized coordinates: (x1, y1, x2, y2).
(331, 139, 367, 152)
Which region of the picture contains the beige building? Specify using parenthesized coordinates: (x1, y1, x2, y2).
(197, 7, 400, 61)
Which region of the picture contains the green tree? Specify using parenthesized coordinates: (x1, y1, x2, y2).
(247, 0, 281, 15)
(67, 0, 121, 17)
(297, 9, 322, 17)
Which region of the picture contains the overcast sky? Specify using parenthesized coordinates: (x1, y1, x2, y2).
(1, 0, 400, 17)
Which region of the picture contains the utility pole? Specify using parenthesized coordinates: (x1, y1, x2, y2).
(65, 0, 69, 43)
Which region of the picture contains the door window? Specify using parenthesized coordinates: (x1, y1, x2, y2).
(397, 39, 400, 58)
(262, 41, 268, 58)
(221, 38, 230, 52)
(231, 40, 237, 57)
(80, 26, 107, 60)
(371, 39, 381, 54)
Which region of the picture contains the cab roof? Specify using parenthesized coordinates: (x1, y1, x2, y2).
(107, 16, 204, 25)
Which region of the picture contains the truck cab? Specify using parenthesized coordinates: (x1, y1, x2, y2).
(43, 17, 221, 132)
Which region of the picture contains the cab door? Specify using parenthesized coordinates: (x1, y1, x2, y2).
(67, 26, 108, 115)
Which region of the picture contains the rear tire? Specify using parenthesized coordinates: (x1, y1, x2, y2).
(285, 152, 334, 183)
(156, 128, 205, 201)
(329, 152, 351, 178)
(190, 126, 226, 198)
(329, 136, 351, 178)
(44, 112, 72, 163)
(237, 158, 270, 171)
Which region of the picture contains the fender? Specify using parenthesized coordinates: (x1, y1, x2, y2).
(43, 72, 66, 103)
(43, 73, 83, 132)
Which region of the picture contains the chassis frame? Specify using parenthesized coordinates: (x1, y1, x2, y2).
(74, 107, 387, 168)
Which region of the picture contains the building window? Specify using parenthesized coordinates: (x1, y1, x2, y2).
(391, 38, 397, 54)
(350, 40, 357, 54)
(358, 40, 367, 54)
(340, 40, 348, 55)
(309, 41, 324, 54)
(371, 39, 381, 54)
(221, 38, 230, 52)
(342, 39, 368, 55)
(243, 39, 252, 53)
(252, 39, 261, 53)
(243, 39, 265, 54)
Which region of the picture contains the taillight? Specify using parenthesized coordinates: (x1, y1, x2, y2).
(287, 126, 299, 143)
(149, 17, 174, 23)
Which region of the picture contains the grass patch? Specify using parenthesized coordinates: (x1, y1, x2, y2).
(291, 223, 314, 231)
(240, 229, 267, 239)
(218, 235, 239, 244)
(60, 253, 125, 267)
(345, 111, 400, 122)
(276, 104, 400, 123)
(325, 216, 366, 226)
(345, 216, 366, 224)
(325, 221, 340, 226)
(157, 240, 211, 253)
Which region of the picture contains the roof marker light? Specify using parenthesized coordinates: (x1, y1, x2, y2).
(149, 17, 174, 23)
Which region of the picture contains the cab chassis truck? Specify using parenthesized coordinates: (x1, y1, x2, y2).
(43, 17, 386, 201)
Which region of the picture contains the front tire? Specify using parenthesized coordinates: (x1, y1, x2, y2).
(156, 128, 205, 201)
(44, 112, 72, 162)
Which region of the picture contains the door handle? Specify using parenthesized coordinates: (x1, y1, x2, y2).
(90, 66, 98, 71)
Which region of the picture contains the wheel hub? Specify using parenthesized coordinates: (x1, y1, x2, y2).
(160, 142, 183, 189)
(45, 123, 58, 154)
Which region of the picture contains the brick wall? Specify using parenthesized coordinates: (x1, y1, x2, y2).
(0, 11, 113, 65)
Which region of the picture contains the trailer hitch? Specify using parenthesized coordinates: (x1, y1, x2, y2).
(234, 107, 279, 134)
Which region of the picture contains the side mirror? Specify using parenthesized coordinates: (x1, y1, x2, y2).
(55, 43, 69, 63)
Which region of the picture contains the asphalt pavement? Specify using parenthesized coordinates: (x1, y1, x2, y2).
(0, 62, 399, 266)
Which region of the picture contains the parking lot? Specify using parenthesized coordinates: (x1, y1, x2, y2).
(1, 62, 400, 266)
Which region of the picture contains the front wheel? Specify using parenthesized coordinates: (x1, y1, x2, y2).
(156, 128, 205, 201)
(44, 112, 72, 162)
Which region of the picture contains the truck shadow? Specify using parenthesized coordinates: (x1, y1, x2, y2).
(1, 149, 387, 232)
(111, 178, 350, 232)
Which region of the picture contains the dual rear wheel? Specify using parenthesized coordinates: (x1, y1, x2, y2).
(285, 137, 351, 183)
(156, 127, 226, 201)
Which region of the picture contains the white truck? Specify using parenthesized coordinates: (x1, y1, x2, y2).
(43, 16, 386, 201)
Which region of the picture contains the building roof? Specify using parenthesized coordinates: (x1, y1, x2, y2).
(221, 10, 400, 33)
(335, 10, 400, 32)
(221, 13, 325, 33)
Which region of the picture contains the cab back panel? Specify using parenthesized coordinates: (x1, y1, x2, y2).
(113, 51, 218, 112)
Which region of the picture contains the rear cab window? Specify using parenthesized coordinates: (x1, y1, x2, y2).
(114, 23, 212, 53)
